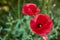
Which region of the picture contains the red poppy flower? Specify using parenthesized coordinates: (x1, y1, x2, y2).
(22, 3, 40, 16)
(30, 14, 53, 36)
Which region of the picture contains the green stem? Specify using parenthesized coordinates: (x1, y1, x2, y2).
(18, 0, 20, 19)
(47, 0, 52, 14)
(41, 0, 47, 13)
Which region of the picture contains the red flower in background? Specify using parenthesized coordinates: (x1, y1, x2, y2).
(30, 14, 53, 36)
(22, 3, 40, 16)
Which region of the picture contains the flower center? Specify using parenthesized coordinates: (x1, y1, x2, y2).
(37, 24, 42, 28)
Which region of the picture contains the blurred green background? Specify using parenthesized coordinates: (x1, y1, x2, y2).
(0, 0, 60, 40)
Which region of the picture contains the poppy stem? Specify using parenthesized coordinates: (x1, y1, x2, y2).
(18, 0, 20, 19)
(42, 35, 48, 40)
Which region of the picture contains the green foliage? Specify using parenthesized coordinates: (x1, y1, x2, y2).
(0, 0, 60, 40)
